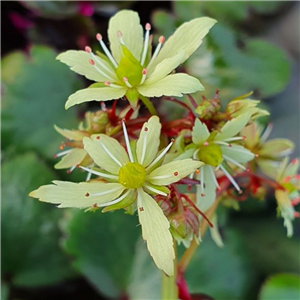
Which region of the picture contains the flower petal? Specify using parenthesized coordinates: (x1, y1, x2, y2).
(108, 10, 143, 63)
(136, 116, 161, 167)
(30, 181, 125, 208)
(83, 135, 129, 174)
(54, 149, 87, 169)
(137, 188, 175, 276)
(147, 159, 202, 186)
(196, 165, 216, 212)
(260, 139, 294, 158)
(192, 118, 210, 145)
(221, 144, 254, 163)
(149, 17, 216, 72)
(145, 51, 185, 84)
(137, 73, 203, 98)
(54, 125, 88, 141)
(57, 50, 114, 82)
(215, 113, 251, 141)
(65, 87, 127, 109)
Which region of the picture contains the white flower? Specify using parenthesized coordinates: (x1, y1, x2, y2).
(57, 10, 216, 109)
(30, 116, 202, 276)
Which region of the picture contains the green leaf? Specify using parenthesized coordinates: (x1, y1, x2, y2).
(62, 209, 141, 298)
(1, 153, 73, 287)
(231, 215, 300, 274)
(259, 273, 300, 300)
(1, 45, 82, 158)
(185, 229, 255, 299)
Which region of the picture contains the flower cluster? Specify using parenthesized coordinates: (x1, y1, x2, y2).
(29, 9, 299, 279)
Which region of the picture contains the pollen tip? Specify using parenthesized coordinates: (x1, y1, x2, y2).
(195, 169, 200, 174)
(255, 154, 259, 158)
(242, 136, 247, 140)
(142, 68, 147, 75)
(174, 171, 178, 176)
(85, 192, 90, 197)
(238, 190, 243, 195)
(144, 127, 148, 132)
(96, 33, 102, 41)
(96, 136, 100, 140)
(294, 212, 300, 218)
(59, 145, 65, 150)
(66, 170, 71, 174)
(246, 168, 250, 172)
(204, 142, 209, 146)
(53, 155, 57, 159)
(123, 77, 128, 82)
(292, 158, 298, 164)
(201, 193, 205, 197)
(139, 207, 144, 212)
(158, 35, 165, 43)
(89, 59, 95, 66)
(228, 144, 232, 148)
(76, 164, 80, 168)
(104, 81, 111, 86)
(171, 138, 175, 142)
(145, 23, 151, 31)
(85, 46, 92, 53)
(93, 203, 97, 207)
(117, 30, 122, 38)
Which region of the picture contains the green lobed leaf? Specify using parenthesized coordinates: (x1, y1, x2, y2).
(1, 45, 82, 158)
(1, 153, 74, 287)
(62, 208, 141, 298)
(259, 273, 300, 300)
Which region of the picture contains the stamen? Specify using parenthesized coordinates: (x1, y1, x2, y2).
(208, 165, 220, 190)
(66, 166, 76, 174)
(86, 171, 92, 181)
(223, 154, 247, 170)
(139, 68, 147, 85)
(96, 33, 118, 68)
(147, 35, 165, 70)
(144, 184, 168, 196)
(214, 141, 230, 146)
(219, 164, 241, 192)
(85, 46, 116, 79)
(224, 136, 246, 142)
(200, 169, 205, 196)
(104, 81, 124, 89)
(140, 23, 151, 66)
(260, 123, 273, 143)
(59, 144, 65, 150)
(122, 120, 134, 163)
(227, 146, 252, 155)
(204, 141, 209, 146)
(89, 59, 115, 82)
(123, 77, 133, 88)
(140, 127, 148, 165)
(117, 30, 125, 45)
(174, 172, 178, 176)
(96, 189, 131, 207)
(54, 149, 72, 158)
(78, 165, 118, 180)
(97, 140, 122, 167)
(146, 139, 174, 171)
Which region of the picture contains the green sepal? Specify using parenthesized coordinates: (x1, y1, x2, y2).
(101, 191, 137, 213)
(116, 45, 143, 86)
(125, 89, 140, 109)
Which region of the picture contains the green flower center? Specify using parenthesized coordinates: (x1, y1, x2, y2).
(116, 45, 143, 87)
(197, 143, 223, 167)
(118, 162, 146, 189)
